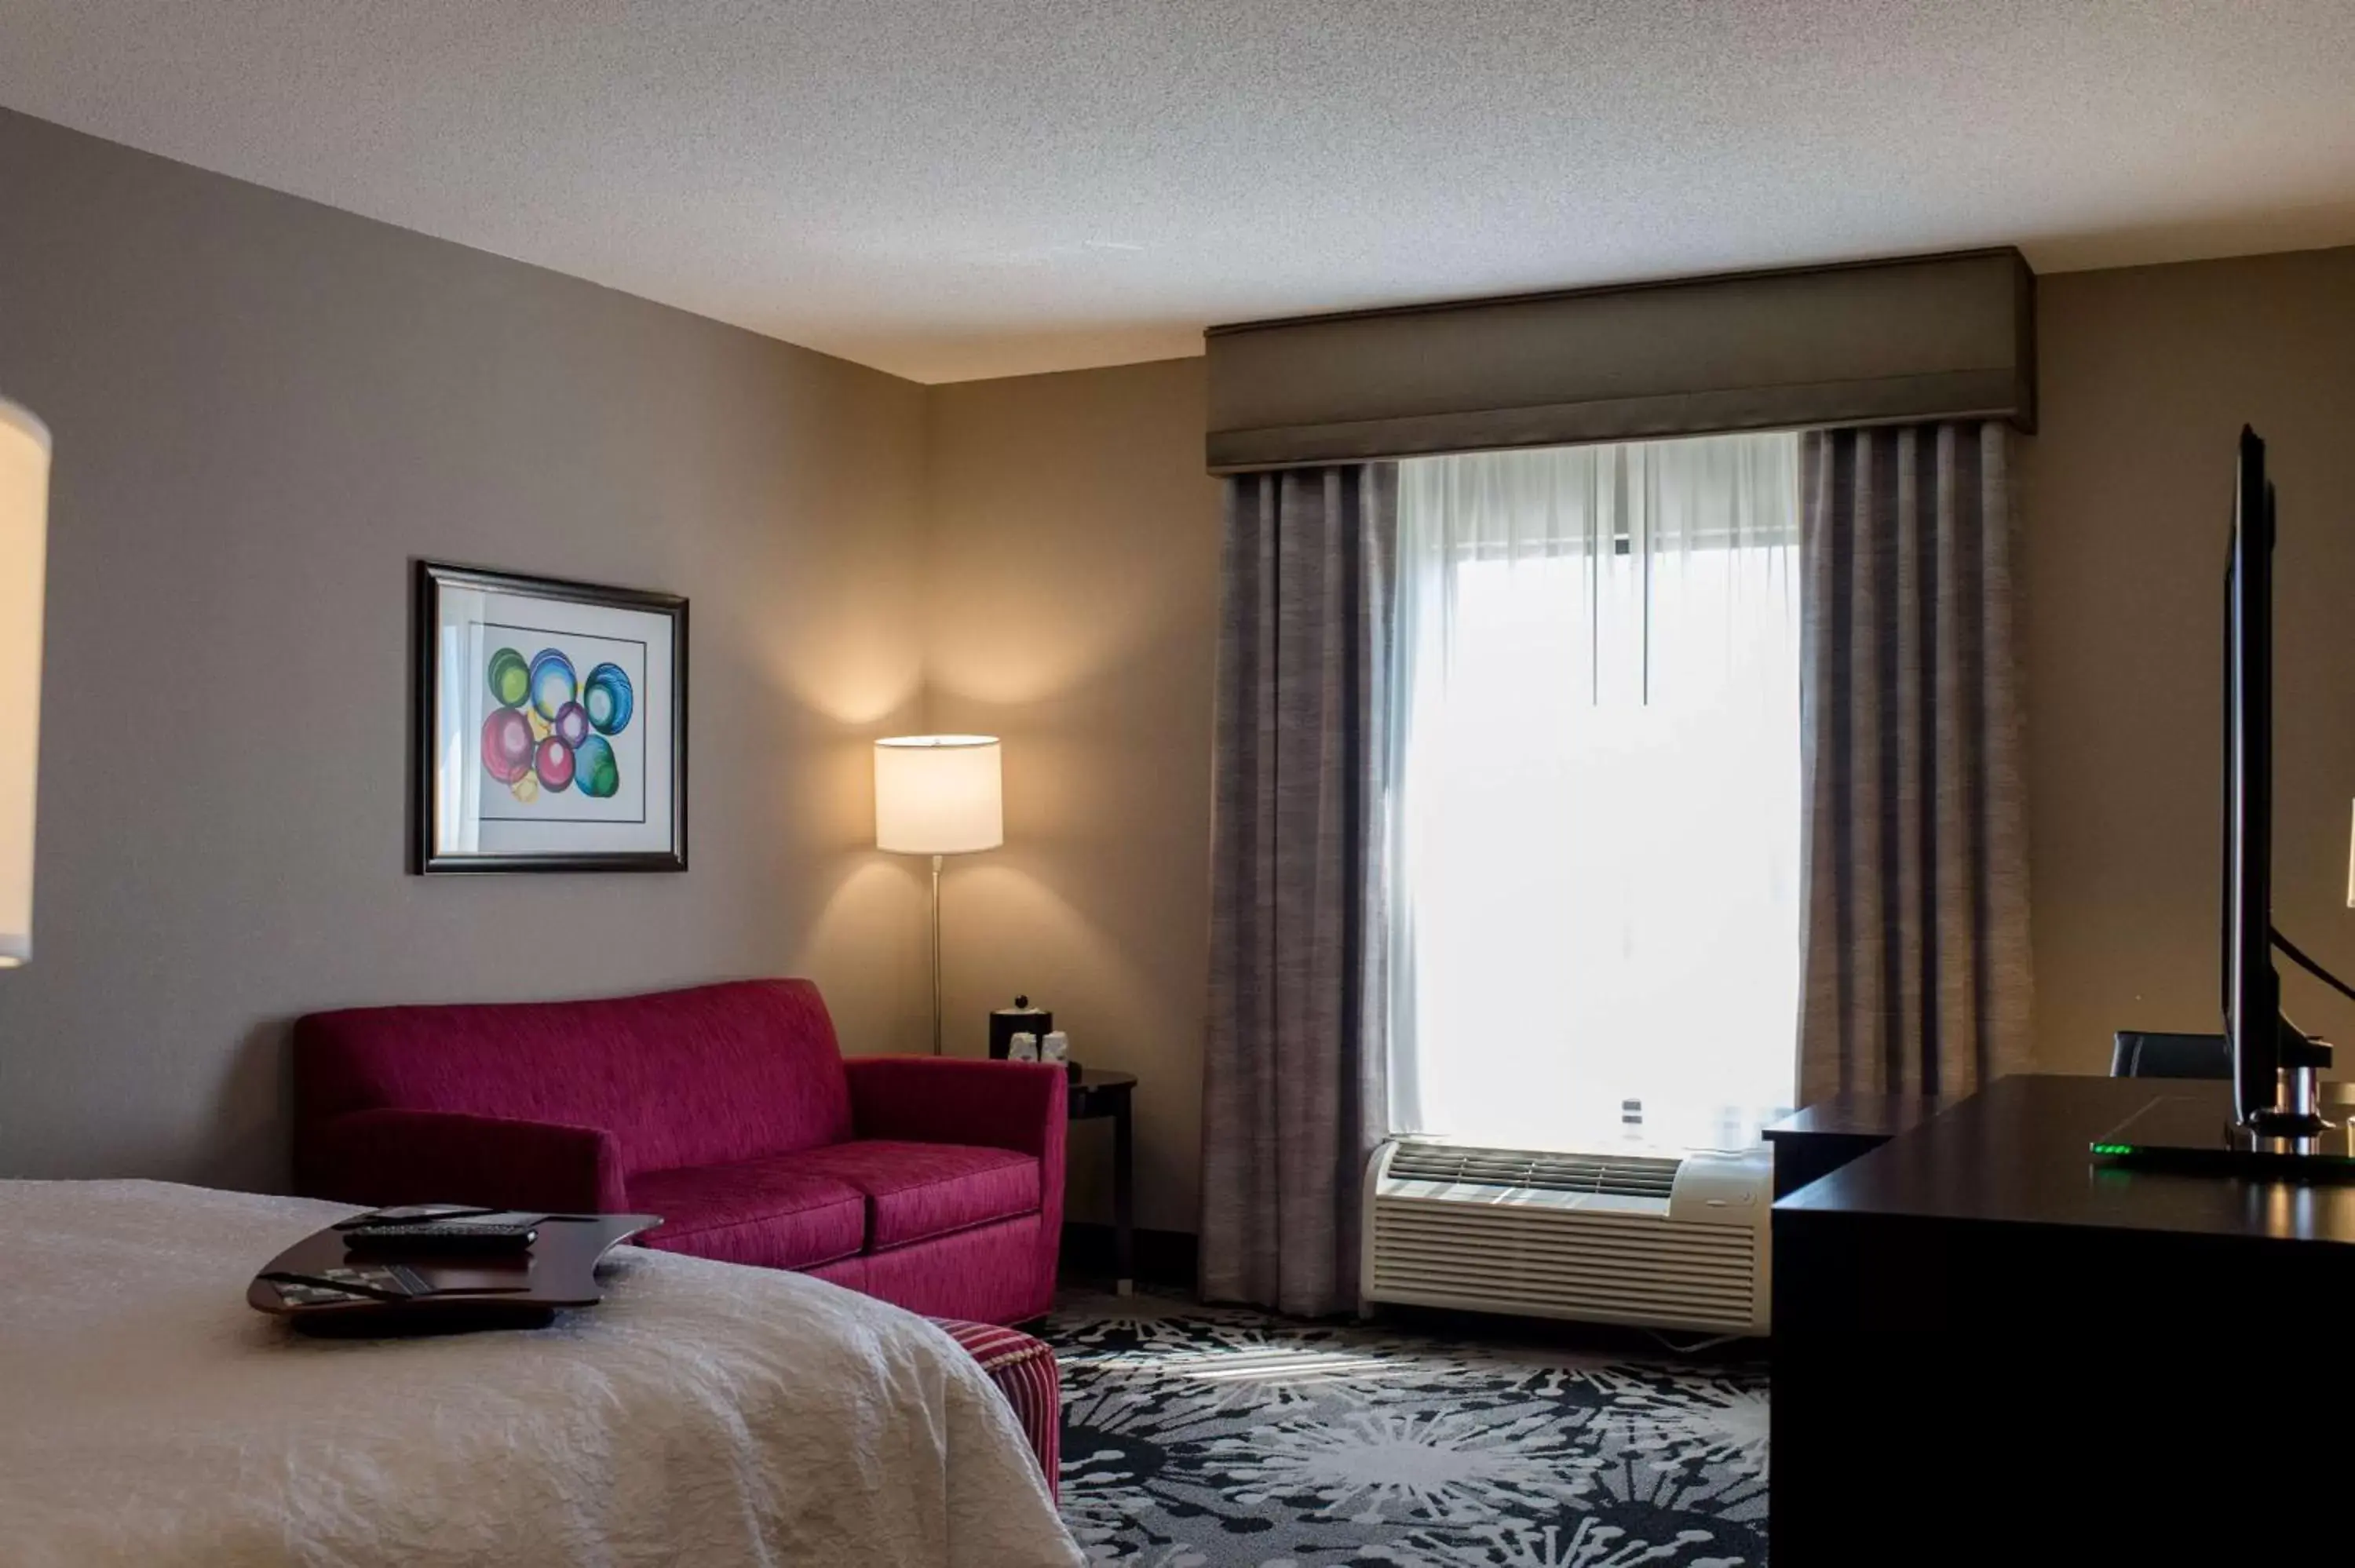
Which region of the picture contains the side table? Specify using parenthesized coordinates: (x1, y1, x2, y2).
(1068, 1069, 1137, 1295)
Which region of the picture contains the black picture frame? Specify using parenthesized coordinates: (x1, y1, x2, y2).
(411, 560, 688, 874)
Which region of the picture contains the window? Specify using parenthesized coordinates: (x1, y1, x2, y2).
(1389, 432, 1802, 1153)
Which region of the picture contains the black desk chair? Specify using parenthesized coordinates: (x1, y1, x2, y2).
(2111, 1030, 2232, 1080)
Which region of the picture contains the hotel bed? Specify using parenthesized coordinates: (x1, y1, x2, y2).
(0, 1180, 1083, 1568)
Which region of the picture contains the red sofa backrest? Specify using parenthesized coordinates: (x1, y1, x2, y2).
(293, 979, 854, 1175)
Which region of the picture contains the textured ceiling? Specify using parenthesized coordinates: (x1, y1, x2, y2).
(4, 2, 2353, 383)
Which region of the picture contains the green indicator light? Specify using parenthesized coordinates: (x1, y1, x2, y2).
(2092, 1143, 2131, 1155)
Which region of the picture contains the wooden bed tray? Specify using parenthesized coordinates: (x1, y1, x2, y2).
(248, 1212, 662, 1334)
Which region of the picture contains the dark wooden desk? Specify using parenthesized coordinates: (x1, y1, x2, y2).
(1773, 1073, 2355, 1562)
(1762, 1093, 1949, 1199)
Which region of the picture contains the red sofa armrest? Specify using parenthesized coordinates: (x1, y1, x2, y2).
(844, 1056, 1067, 1158)
(846, 1058, 1068, 1322)
(294, 1107, 629, 1215)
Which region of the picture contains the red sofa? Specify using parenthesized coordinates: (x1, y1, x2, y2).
(291, 979, 1065, 1325)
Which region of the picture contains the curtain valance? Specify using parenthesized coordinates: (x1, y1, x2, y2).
(1205, 249, 2035, 472)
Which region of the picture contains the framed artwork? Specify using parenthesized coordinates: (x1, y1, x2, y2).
(413, 560, 688, 873)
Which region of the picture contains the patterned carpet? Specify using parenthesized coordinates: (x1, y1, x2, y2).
(1040, 1294, 1768, 1568)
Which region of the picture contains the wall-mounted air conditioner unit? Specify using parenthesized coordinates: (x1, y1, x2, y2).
(1360, 1139, 1772, 1336)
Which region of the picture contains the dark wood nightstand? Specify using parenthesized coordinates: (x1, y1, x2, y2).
(1067, 1070, 1137, 1294)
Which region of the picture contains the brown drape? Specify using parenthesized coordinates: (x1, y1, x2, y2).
(1199, 463, 1397, 1318)
(1798, 422, 2032, 1101)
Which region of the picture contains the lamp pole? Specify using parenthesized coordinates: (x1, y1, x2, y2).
(930, 852, 944, 1056)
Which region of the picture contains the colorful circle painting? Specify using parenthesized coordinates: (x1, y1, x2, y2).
(528, 649, 577, 721)
(583, 662, 634, 736)
(480, 708, 533, 785)
(574, 733, 619, 798)
(534, 735, 575, 792)
(553, 701, 591, 748)
(484, 644, 630, 807)
(487, 647, 530, 709)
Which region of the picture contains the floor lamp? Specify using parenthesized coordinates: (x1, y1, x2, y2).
(874, 735, 1003, 1055)
(0, 396, 49, 972)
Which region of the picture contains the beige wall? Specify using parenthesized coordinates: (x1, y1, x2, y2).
(0, 109, 936, 1188)
(922, 360, 1222, 1233)
(2021, 246, 2355, 1072)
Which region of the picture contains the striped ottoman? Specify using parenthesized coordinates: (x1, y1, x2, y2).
(930, 1317, 1061, 1501)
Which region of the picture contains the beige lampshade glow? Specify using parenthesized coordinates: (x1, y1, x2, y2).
(0, 396, 49, 967)
(874, 735, 1003, 855)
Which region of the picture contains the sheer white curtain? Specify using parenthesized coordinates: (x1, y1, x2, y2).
(1389, 432, 1802, 1153)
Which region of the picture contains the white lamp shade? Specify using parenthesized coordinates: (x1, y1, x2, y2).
(874, 735, 1003, 855)
(0, 397, 49, 967)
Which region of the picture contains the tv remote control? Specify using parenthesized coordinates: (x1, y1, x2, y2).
(341, 1221, 538, 1255)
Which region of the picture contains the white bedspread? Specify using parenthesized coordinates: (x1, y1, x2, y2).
(0, 1180, 1083, 1568)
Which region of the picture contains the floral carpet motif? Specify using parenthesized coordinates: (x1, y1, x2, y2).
(1041, 1294, 1768, 1567)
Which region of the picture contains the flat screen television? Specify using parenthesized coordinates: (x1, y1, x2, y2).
(2094, 426, 2347, 1171)
(2224, 424, 2284, 1127)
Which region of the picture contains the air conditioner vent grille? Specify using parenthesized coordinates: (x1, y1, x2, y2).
(1364, 1140, 1772, 1335)
(1369, 1199, 1759, 1332)
(1383, 1143, 1681, 1199)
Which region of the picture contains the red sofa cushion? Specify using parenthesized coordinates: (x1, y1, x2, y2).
(629, 1157, 867, 1271)
(776, 1140, 1040, 1250)
(861, 1216, 1048, 1329)
(295, 980, 853, 1176)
